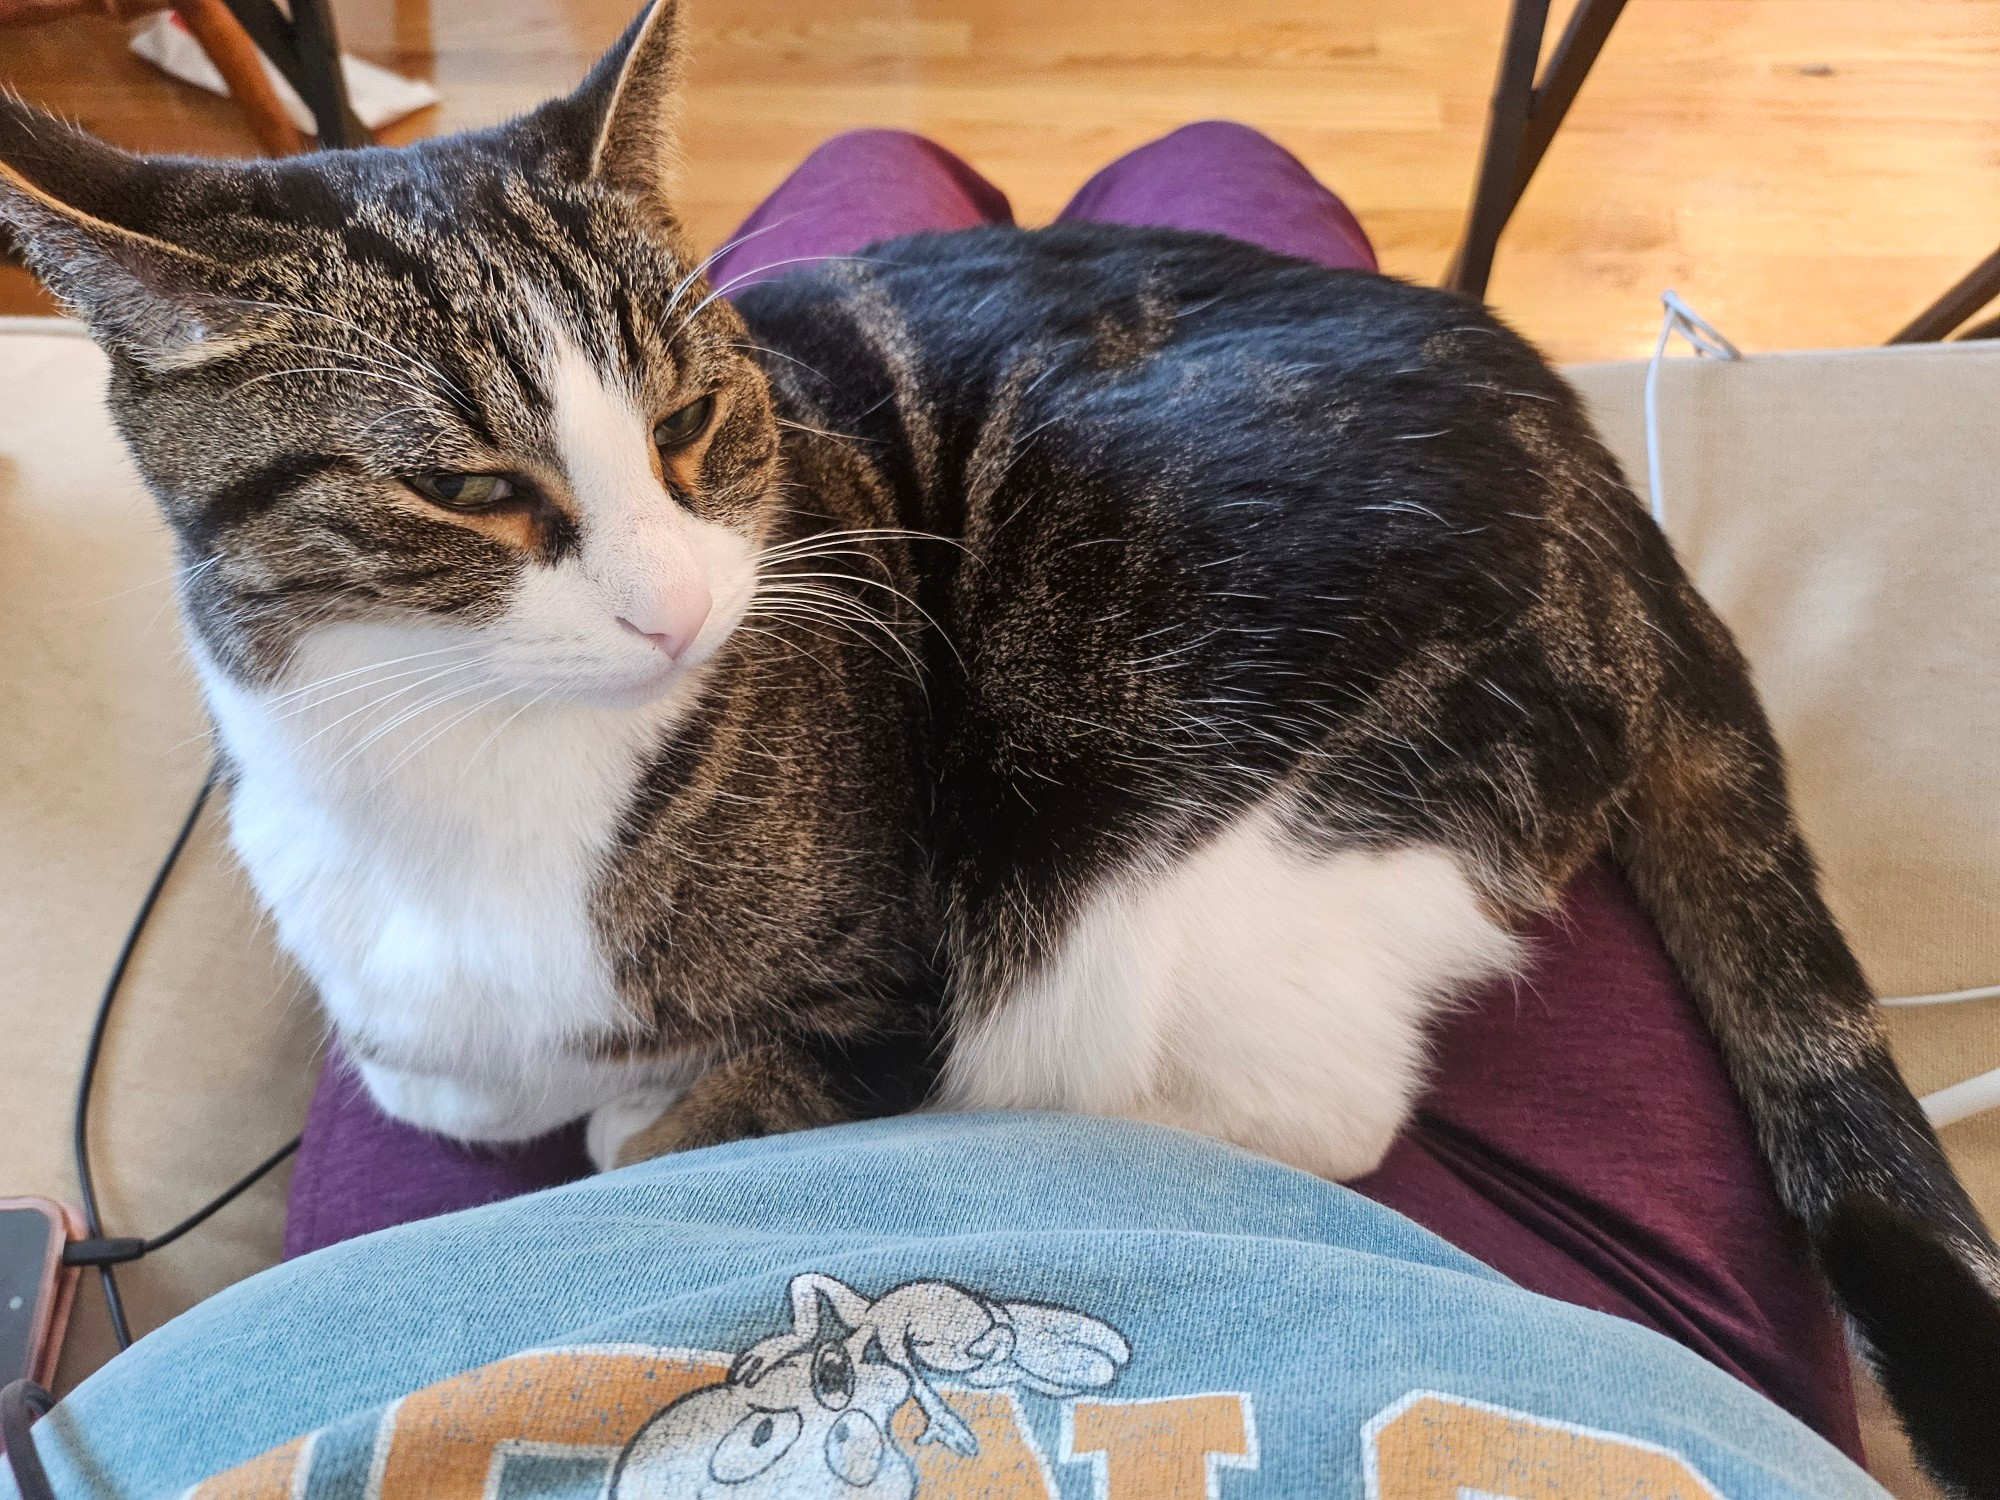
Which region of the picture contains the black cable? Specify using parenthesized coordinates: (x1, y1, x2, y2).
(65, 761, 303, 1350)
(1, 1378, 55, 1500)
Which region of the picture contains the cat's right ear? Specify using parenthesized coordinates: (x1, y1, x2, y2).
(0, 97, 248, 369)
(527, 1, 687, 210)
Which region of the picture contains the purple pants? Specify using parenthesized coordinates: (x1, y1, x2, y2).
(284, 124, 1859, 1459)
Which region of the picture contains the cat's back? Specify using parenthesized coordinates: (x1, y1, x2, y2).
(733, 222, 1600, 612)
(733, 219, 1577, 455)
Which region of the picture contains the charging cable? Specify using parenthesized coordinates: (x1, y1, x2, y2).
(1641, 288, 1742, 527)
(5, 762, 303, 1496)
(61, 761, 300, 1350)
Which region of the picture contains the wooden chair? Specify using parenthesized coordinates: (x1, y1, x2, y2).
(0, 0, 368, 157)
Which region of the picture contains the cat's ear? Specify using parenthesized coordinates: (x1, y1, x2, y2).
(0, 98, 248, 369)
(572, 0, 688, 203)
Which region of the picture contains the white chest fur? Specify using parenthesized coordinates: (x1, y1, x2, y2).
(939, 807, 1522, 1180)
(198, 627, 678, 1139)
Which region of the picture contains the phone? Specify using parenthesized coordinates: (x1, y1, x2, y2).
(0, 1198, 83, 1390)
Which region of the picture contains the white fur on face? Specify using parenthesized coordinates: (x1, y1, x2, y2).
(482, 336, 757, 707)
(939, 807, 1523, 1180)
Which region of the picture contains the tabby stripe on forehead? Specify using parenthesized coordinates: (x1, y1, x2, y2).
(198, 453, 354, 539)
(495, 335, 551, 414)
(611, 289, 648, 381)
(333, 218, 500, 446)
(341, 217, 464, 335)
(488, 193, 608, 355)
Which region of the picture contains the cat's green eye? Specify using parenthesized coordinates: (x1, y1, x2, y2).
(653, 394, 715, 451)
(408, 473, 514, 508)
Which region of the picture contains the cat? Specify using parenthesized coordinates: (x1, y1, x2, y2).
(3, 3, 1996, 1489)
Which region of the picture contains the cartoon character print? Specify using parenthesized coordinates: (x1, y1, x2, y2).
(610, 1274, 1131, 1498)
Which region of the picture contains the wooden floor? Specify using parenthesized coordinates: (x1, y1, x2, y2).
(5, 0, 2000, 362)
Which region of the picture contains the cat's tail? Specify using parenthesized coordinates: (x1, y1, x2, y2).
(1610, 620, 2000, 1497)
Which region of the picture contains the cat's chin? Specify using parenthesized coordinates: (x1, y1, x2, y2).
(553, 655, 703, 712)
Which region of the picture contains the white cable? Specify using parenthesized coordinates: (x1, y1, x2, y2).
(1639, 292, 1996, 1125)
(1903, 986, 2000, 1128)
(1925, 1066, 2000, 1130)
(1880, 982, 2000, 1008)
(1641, 289, 1742, 527)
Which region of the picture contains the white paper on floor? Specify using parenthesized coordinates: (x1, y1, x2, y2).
(130, 12, 439, 134)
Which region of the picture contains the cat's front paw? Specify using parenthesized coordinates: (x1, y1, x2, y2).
(586, 1085, 685, 1172)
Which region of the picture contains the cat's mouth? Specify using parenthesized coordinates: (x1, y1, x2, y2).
(602, 648, 700, 708)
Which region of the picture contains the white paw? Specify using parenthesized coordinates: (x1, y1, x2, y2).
(356, 1061, 592, 1143)
(587, 1085, 685, 1171)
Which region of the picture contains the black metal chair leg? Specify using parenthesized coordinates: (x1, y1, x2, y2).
(216, 0, 372, 149)
(1447, 0, 1630, 301)
(1890, 245, 2000, 343)
(1446, 0, 1549, 300)
(287, 0, 367, 148)
(1511, 0, 1630, 208)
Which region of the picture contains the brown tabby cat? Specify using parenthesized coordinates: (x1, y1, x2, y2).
(2, 5, 1995, 1489)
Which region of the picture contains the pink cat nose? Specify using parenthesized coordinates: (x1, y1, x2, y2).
(618, 585, 711, 661)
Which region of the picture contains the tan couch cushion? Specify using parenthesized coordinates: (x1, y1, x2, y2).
(0, 318, 320, 1386)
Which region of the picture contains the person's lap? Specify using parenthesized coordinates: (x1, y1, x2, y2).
(281, 123, 1858, 1458)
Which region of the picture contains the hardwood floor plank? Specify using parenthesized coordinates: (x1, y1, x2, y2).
(3, 4, 1998, 358)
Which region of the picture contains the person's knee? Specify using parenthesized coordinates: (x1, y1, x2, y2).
(790, 129, 981, 191)
(1149, 119, 1289, 155)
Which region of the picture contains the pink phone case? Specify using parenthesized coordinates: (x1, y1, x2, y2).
(0, 1196, 85, 1390)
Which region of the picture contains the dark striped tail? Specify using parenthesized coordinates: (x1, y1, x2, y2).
(1612, 621, 2000, 1497)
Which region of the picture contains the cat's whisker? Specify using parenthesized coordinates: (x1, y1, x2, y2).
(773, 417, 867, 443)
(221, 296, 474, 412)
(226, 365, 445, 410)
(260, 340, 449, 395)
(660, 217, 797, 324)
(373, 683, 517, 785)
(755, 525, 967, 560)
(732, 622, 830, 671)
(268, 645, 474, 704)
(274, 652, 468, 716)
(729, 340, 830, 382)
(746, 595, 926, 686)
(265, 644, 477, 708)
(143, 555, 230, 628)
(746, 595, 910, 652)
(89, 552, 223, 607)
(294, 661, 482, 752)
(665, 253, 906, 343)
(270, 657, 487, 722)
(460, 686, 557, 776)
(760, 568, 964, 671)
(326, 674, 498, 773)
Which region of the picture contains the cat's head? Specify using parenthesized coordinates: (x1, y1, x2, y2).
(0, 1, 777, 708)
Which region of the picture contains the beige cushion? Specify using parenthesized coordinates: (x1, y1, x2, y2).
(0, 318, 319, 1386)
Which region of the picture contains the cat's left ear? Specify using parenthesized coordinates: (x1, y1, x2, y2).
(0, 98, 252, 368)
(561, 0, 688, 206)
